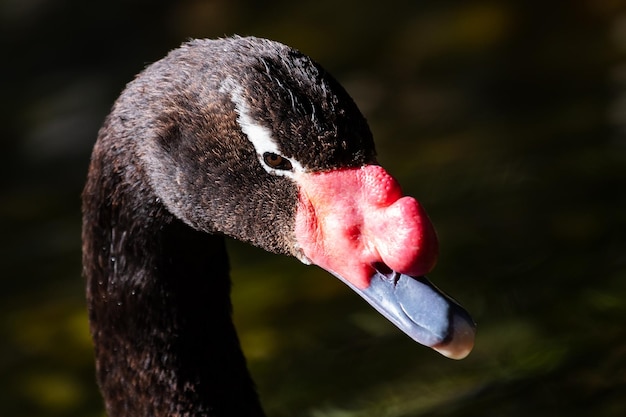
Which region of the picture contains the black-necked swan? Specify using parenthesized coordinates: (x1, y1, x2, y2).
(82, 36, 475, 417)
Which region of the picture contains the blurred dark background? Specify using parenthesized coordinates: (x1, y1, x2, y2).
(1, 0, 625, 416)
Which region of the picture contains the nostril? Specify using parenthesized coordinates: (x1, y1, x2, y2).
(373, 262, 399, 282)
(373, 262, 392, 275)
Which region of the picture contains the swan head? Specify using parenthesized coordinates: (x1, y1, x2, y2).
(119, 36, 475, 359)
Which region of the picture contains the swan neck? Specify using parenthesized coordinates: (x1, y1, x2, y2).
(84, 201, 265, 416)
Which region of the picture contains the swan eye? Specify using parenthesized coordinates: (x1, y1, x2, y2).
(263, 152, 293, 171)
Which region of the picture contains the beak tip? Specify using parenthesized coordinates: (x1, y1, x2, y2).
(432, 313, 476, 360)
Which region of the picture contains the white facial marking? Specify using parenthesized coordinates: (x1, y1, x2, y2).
(220, 79, 304, 177)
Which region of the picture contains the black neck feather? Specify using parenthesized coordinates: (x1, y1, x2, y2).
(83, 164, 265, 417)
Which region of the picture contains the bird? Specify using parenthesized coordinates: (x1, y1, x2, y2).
(82, 36, 475, 417)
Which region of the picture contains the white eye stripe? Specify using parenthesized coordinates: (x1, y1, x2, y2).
(221, 80, 304, 177)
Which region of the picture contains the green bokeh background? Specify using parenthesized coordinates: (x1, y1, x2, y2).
(2, 1, 625, 416)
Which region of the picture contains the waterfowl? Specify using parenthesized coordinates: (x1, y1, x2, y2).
(82, 36, 475, 417)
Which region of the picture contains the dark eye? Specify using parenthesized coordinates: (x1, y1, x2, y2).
(263, 152, 293, 171)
